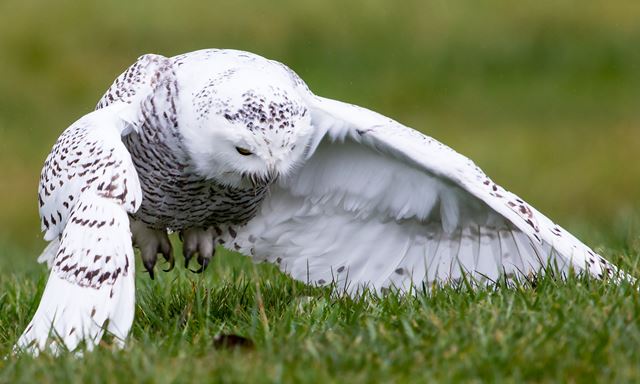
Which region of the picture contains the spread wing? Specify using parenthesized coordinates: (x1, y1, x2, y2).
(16, 103, 143, 355)
(224, 94, 628, 294)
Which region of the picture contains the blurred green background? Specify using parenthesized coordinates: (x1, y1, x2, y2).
(1, 0, 639, 266)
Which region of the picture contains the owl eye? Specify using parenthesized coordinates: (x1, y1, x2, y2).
(235, 147, 253, 156)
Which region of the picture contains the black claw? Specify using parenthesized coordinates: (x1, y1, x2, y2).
(163, 257, 175, 272)
(162, 250, 175, 272)
(184, 251, 193, 269)
(144, 260, 156, 280)
(189, 257, 210, 274)
(201, 257, 210, 271)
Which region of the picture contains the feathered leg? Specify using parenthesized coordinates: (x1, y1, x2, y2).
(180, 227, 216, 273)
(130, 219, 174, 279)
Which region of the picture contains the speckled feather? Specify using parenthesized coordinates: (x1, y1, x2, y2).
(18, 49, 631, 354)
(18, 104, 141, 354)
(98, 51, 301, 230)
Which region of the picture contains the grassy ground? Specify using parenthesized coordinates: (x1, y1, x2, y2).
(0, 242, 639, 383)
(1, 0, 640, 382)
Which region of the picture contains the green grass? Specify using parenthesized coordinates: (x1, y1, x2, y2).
(1, 240, 639, 383)
(2, 0, 640, 382)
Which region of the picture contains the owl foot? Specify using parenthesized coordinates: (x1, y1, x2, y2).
(180, 227, 216, 273)
(130, 220, 174, 279)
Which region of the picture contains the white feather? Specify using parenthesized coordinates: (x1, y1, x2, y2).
(17, 194, 135, 355)
(222, 89, 632, 293)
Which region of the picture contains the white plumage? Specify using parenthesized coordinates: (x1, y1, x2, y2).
(16, 49, 631, 354)
(223, 95, 623, 292)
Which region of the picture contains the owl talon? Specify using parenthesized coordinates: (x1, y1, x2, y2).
(131, 220, 174, 280)
(183, 247, 195, 269)
(189, 257, 210, 274)
(161, 241, 174, 272)
(163, 255, 175, 272)
(201, 257, 211, 272)
(144, 260, 156, 280)
(181, 227, 216, 274)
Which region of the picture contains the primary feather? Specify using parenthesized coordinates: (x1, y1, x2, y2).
(17, 48, 631, 354)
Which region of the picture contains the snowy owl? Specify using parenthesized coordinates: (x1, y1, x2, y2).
(16, 49, 629, 354)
